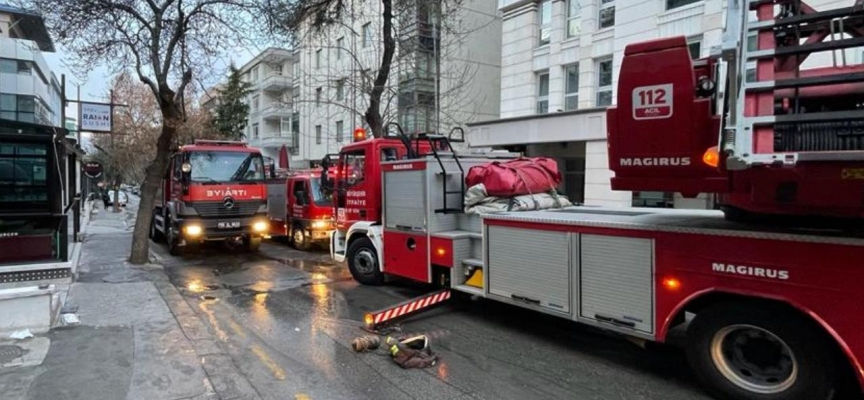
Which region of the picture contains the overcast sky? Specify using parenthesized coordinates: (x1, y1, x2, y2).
(43, 44, 265, 122)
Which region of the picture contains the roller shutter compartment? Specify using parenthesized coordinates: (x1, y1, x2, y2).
(486, 225, 570, 315)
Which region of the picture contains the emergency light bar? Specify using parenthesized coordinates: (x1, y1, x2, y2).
(193, 139, 248, 147)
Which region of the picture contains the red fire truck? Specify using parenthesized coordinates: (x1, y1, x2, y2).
(149, 140, 271, 255)
(266, 169, 334, 250)
(321, 0, 864, 398)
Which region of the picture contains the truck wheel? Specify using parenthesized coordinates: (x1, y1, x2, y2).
(686, 304, 837, 400)
(346, 237, 384, 285)
(149, 214, 163, 242)
(166, 219, 183, 256)
(292, 224, 311, 251)
(245, 237, 261, 252)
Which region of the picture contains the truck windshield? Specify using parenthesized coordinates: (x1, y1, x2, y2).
(309, 177, 332, 205)
(188, 151, 265, 182)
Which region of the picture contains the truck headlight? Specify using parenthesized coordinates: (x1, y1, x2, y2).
(311, 220, 331, 230)
(184, 224, 203, 237)
(252, 220, 269, 232)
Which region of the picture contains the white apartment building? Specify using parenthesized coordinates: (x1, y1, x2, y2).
(0, 4, 62, 128)
(291, 0, 502, 165)
(236, 48, 299, 163)
(469, 0, 862, 209)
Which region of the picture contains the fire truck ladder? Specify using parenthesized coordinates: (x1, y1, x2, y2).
(722, 0, 864, 170)
(418, 132, 466, 214)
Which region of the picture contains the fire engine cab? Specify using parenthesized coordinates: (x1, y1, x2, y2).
(149, 140, 271, 255)
(266, 169, 334, 250)
(322, 0, 864, 398)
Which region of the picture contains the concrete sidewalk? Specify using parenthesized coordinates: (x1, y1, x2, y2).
(0, 199, 258, 400)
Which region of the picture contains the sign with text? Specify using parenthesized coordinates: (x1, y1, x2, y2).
(83, 161, 103, 178)
(632, 84, 673, 120)
(80, 102, 112, 132)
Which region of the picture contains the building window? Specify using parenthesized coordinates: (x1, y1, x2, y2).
(291, 112, 300, 155)
(0, 59, 34, 75)
(251, 94, 259, 112)
(538, 0, 552, 46)
(599, 0, 615, 29)
(252, 123, 259, 139)
(0, 93, 37, 123)
(687, 37, 702, 59)
(315, 49, 321, 68)
(363, 23, 373, 48)
(315, 87, 322, 106)
(336, 79, 345, 101)
(252, 66, 259, 81)
(336, 120, 344, 142)
(667, 0, 700, 10)
(596, 58, 613, 106)
(0, 142, 49, 209)
(536, 72, 550, 114)
(564, 64, 579, 111)
(746, 32, 757, 82)
(567, 0, 581, 38)
(336, 37, 344, 60)
(0, 59, 15, 74)
(315, 125, 322, 144)
(280, 118, 290, 137)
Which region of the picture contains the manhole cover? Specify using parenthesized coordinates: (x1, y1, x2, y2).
(0, 345, 24, 364)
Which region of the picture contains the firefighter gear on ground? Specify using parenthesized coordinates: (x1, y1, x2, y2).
(386, 335, 437, 369)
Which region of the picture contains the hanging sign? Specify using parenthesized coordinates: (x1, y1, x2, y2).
(80, 102, 112, 132)
(84, 161, 103, 178)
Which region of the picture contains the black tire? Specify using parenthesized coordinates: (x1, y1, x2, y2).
(149, 213, 164, 242)
(686, 304, 837, 400)
(292, 223, 311, 251)
(346, 237, 384, 285)
(166, 218, 183, 256)
(245, 236, 261, 252)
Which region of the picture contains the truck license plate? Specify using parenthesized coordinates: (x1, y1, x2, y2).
(217, 221, 241, 229)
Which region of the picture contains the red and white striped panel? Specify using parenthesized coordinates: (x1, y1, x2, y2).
(371, 290, 452, 325)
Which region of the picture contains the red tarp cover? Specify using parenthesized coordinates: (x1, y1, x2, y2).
(465, 157, 561, 197)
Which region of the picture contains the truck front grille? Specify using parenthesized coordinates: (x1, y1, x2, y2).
(191, 201, 260, 218)
(774, 120, 864, 152)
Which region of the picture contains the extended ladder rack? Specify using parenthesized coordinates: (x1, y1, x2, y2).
(722, 0, 864, 169)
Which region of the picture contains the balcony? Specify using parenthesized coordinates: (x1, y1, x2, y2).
(252, 134, 295, 149)
(259, 104, 292, 121)
(260, 73, 292, 92)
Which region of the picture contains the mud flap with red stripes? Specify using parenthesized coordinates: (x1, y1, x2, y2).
(364, 289, 452, 330)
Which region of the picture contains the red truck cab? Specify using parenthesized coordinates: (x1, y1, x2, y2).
(323, 126, 448, 263)
(149, 140, 271, 255)
(266, 169, 334, 250)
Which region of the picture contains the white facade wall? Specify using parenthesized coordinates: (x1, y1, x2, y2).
(289, 0, 502, 165)
(239, 49, 296, 161)
(486, 0, 861, 209)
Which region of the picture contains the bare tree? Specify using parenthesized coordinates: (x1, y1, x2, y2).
(22, 0, 268, 263)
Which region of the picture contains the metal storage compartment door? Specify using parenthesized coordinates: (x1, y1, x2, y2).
(384, 169, 427, 231)
(579, 234, 654, 334)
(486, 225, 570, 315)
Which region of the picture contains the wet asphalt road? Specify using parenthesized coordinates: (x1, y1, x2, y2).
(149, 238, 714, 400)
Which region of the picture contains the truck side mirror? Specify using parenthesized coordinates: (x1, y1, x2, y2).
(320, 156, 332, 191)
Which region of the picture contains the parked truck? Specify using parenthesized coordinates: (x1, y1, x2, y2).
(321, 0, 864, 398)
(266, 169, 334, 250)
(149, 140, 271, 255)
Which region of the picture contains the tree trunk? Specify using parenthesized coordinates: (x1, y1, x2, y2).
(365, 0, 396, 138)
(129, 100, 180, 264)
